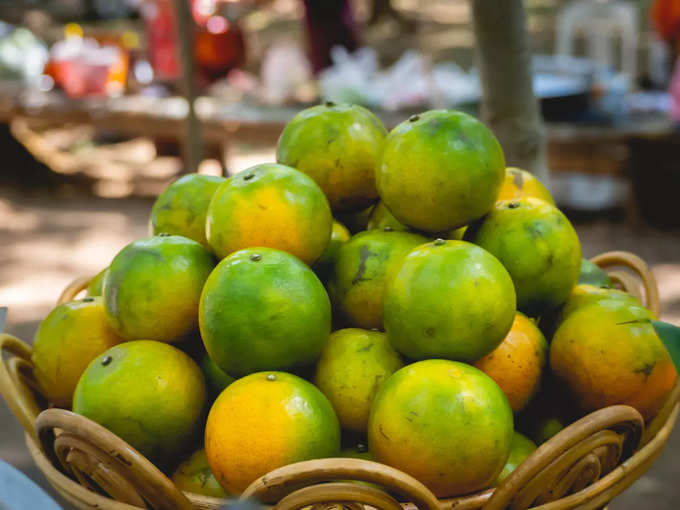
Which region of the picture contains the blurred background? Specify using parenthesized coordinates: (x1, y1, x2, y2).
(0, 1, 679, 508)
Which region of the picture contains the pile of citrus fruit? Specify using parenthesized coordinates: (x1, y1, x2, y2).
(31, 103, 677, 499)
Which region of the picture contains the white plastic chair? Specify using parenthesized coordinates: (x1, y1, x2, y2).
(556, 0, 638, 79)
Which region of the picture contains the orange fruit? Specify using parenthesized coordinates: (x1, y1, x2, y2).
(206, 163, 332, 264)
(496, 432, 537, 483)
(467, 198, 581, 316)
(550, 300, 677, 420)
(276, 102, 387, 212)
(205, 371, 340, 493)
(314, 328, 403, 432)
(341, 442, 373, 461)
(329, 230, 429, 329)
(201, 354, 236, 399)
(384, 240, 516, 362)
(172, 448, 228, 498)
(366, 201, 409, 232)
(172, 448, 227, 498)
(104, 235, 214, 342)
(314, 220, 351, 284)
(558, 284, 646, 324)
(200, 247, 331, 377)
(337, 204, 375, 234)
(31, 297, 123, 407)
(86, 267, 108, 297)
(497, 167, 554, 204)
(376, 110, 505, 232)
(150, 174, 225, 248)
(368, 360, 513, 497)
(475, 313, 548, 412)
(73, 340, 206, 463)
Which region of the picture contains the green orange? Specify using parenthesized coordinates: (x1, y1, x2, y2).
(329, 230, 429, 329)
(558, 284, 645, 324)
(205, 371, 340, 493)
(201, 355, 236, 399)
(368, 360, 513, 497)
(206, 163, 332, 264)
(314, 328, 403, 432)
(32, 297, 123, 407)
(475, 313, 548, 412)
(73, 340, 206, 463)
(578, 258, 612, 288)
(467, 197, 581, 316)
(276, 102, 387, 212)
(104, 235, 214, 342)
(497, 167, 554, 204)
(384, 240, 516, 362)
(376, 110, 505, 232)
(314, 220, 351, 283)
(367, 201, 409, 232)
(550, 300, 677, 420)
(172, 448, 228, 498)
(199, 247, 331, 377)
(496, 433, 537, 483)
(86, 267, 108, 297)
(150, 174, 225, 247)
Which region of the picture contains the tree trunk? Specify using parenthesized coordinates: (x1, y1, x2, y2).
(470, 0, 548, 182)
(173, 0, 202, 173)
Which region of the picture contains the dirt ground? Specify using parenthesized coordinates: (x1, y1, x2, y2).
(1, 176, 679, 509)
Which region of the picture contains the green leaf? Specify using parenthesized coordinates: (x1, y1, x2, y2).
(652, 320, 680, 373)
(0, 307, 6, 334)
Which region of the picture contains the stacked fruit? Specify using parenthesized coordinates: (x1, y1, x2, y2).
(30, 104, 677, 499)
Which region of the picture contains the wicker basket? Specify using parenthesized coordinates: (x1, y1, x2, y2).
(1, 251, 678, 510)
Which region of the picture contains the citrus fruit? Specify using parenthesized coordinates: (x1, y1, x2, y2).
(550, 300, 677, 420)
(199, 247, 331, 376)
(201, 354, 236, 398)
(172, 448, 228, 498)
(375, 110, 505, 232)
(86, 267, 108, 297)
(467, 197, 581, 316)
(496, 432, 537, 483)
(383, 239, 516, 362)
(558, 284, 645, 324)
(368, 360, 513, 497)
(341, 442, 373, 461)
(366, 201, 409, 232)
(447, 226, 467, 240)
(337, 204, 375, 234)
(150, 174, 225, 247)
(532, 417, 565, 445)
(73, 340, 206, 463)
(497, 167, 554, 204)
(578, 258, 612, 288)
(31, 297, 123, 407)
(104, 235, 214, 342)
(314, 328, 403, 432)
(314, 220, 351, 283)
(276, 102, 387, 212)
(329, 230, 429, 329)
(475, 313, 548, 412)
(206, 163, 332, 264)
(205, 371, 340, 493)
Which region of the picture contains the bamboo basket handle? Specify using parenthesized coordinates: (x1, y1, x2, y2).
(57, 276, 93, 305)
(590, 251, 660, 317)
(241, 458, 440, 510)
(275, 482, 404, 510)
(482, 405, 644, 510)
(36, 408, 194, 510)
(0, 333, 42, 442)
